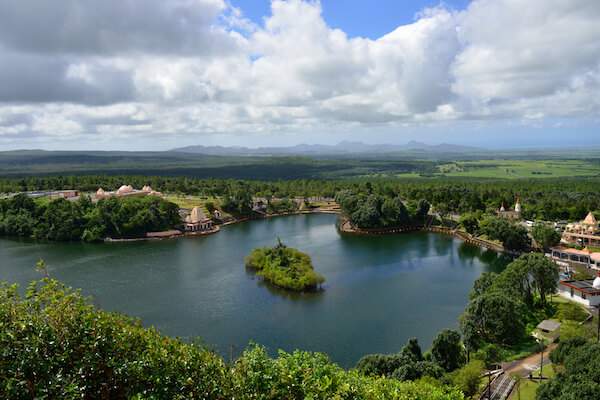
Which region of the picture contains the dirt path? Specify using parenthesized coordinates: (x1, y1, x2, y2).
(503, 343, 557, 377)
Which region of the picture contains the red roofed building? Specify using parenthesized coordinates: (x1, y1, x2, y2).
(558, 271, 600, 306)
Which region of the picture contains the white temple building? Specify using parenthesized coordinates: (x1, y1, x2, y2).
(95, 185, 163, 199)
(497, 199, 521, 219)
(183, 206, 213, 232)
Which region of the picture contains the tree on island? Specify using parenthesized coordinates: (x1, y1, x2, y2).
(245, 238, 325, 292)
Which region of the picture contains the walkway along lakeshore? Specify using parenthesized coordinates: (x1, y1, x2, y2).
(338, 217, 517, 254)
(106, 206, 517, 256)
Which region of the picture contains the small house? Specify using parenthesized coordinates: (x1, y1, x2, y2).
(536, 320, 562, 342)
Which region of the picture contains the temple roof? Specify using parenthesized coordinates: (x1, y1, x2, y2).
(191, 206, 208, 223)
(583, 212, 597, 225)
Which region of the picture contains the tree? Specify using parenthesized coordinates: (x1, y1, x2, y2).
(402, 337, 423, 362)
(532, 225, 562, 252)
(502, 224, 531, 250)
(538, 340, 600, 400)
(509, 372, 522, 400)
(460, 213, 479, 235)
(460, 291, 524, 346)
(479, 217, 530, 250)
(416, 199, 430, 217)
(430, 329, 464, 372)
(436, 202, 449, 219)
(204, 201, 216, 213)
(496, 253, 558, 306)
(454, 360, 484, 398)
(469, 272, 497, 300)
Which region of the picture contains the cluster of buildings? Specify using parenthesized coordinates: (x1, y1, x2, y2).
(492, 199, 600, 307)
(547, 213, 600, 266)
(548, 212, 600, 306)
(95, 185, 163, 199)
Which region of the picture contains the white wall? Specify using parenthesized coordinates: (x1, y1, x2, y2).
(558, 284, 600, 307)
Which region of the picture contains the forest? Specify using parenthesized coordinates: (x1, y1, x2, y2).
(2, 174, 600, 222)
(0, 194, 180, 241)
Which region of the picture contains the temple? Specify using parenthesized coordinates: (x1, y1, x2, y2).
(563, 212, 600, 248)
(95, 185, 163, 199)
(496, 199, 521, 219)
(183, 206, 213, 232)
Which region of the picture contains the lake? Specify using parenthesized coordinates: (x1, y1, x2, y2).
(0, 213, 510, 367)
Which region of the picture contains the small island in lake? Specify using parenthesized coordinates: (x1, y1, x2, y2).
(245, 238, 325, 292)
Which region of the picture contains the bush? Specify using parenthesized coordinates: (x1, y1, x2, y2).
(245, 239, 325, 292)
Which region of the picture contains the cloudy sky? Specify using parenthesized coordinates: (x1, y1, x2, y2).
(0, 0, 599, 151)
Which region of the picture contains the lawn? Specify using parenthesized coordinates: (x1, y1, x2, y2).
(163, 195, 232, 218)
(516, 363, 555, 400)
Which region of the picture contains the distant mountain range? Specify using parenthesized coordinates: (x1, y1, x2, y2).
(171, 141, 485, 155)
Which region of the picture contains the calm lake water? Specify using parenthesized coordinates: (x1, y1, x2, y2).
(0, 213, 510, 367)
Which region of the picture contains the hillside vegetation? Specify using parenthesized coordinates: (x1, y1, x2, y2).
(0, 265, 463, 399)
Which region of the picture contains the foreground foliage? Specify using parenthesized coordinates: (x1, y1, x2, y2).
(536, 336, 600, 400)
(0, 272, 464, 399)
(245, 238, 325, 291)
(461, 253, 559, 348)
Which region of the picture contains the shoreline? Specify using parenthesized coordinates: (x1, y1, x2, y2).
(104, 208, 339, 242)
(30, 208, 520, 256)
(338, 217, 525, 256)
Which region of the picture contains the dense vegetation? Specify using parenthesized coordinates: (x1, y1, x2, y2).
(335, 189, 426, 228)
(0, 269, 464, 399)
(0, 193, 179, 241)
(1, 149, 600, 180)
(2, 175, 600, 224)
(355, 330, 489, 398)
(461, 254, 559, 349)
(245, 238, 325, 291)
(478, 217, 531, 250)
(535, 336, 600, 400)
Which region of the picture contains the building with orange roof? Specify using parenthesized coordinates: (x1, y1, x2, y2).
(549, 245, 600, 268)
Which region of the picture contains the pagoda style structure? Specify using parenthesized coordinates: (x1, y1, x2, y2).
(183, 206, 212, 232)
(563, 212, 600, 248)
(496, 199, 521, 219)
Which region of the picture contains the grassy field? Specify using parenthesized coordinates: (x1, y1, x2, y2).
(163, 195, 233, 218)
(439, 159, 600, 179)
(517, 363, 555, 400)
(2, 149, 600, 180)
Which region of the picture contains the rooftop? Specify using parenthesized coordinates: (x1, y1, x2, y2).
(583, 212, 598, 225)
(537, 320, 562, 331)
(560, 279, 600, 295)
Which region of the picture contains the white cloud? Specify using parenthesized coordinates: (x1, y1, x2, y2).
(0, 0, 599, 149)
